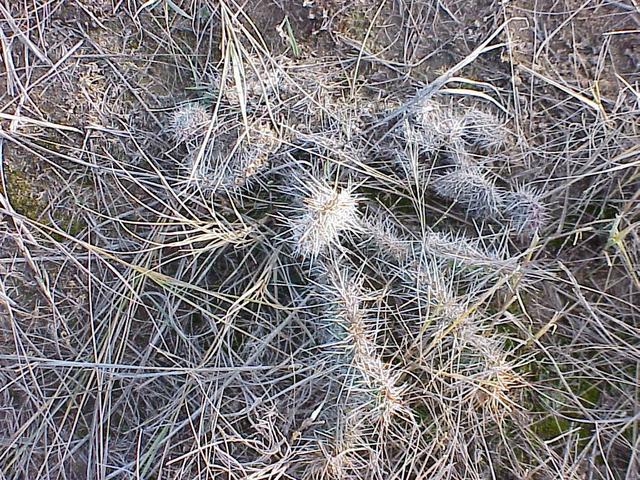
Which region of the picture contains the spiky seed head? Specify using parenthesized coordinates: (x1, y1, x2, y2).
(413, 102, 466, 152)
(401, 251, 450, 294)
(461, 109, 509, 151)
(320, 265, 368, 325)
(421, 231, 494, 264)
(371, 367, 411, 427)
(398, 122, 430, 178)
(169, 103, 209, 144)
(365, 215, 410, 262)
(349, 344, 410, 428)
(436, 113, 466, 144)
(184, 150, 219, 192)
(414, 100, 445, 136)
(504, 186, 547, 235)
(432, 167, 504, 219)
(289, 180, 361, 259)
(410, 102, 445, 153)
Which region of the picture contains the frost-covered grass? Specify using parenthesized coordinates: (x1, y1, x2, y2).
(0, 1, 638, 479)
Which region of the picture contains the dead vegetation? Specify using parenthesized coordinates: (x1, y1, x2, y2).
(0, 0, 639, 479)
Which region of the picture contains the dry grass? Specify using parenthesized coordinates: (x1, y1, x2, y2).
(0, 0, 639, 479)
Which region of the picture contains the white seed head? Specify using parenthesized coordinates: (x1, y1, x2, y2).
(504, 186, 547, 235)
(413, 101, 466, 152)
(369, 366, 411, 427)
(230, 123, 280, 188)
(432, 167, 504, 219)
(423, 231, 519, 279)
(421, 231, 493, 264)
(169, 103, 209, 144)
(289, 180, 361, 259)
(461, 109, 509, 151)
(319, 265, 368, 325)
(436, 113, 466, 144)
(309, 417, 367, 480)
(398, 122, 430, 179)
(365, 215, 410, 262)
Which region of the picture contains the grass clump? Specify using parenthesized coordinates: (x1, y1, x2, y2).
(0, 1, 638, 479)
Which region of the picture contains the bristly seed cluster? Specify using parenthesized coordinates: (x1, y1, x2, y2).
(156, 59, 551, 480)
(287, 178, 361, 259)
(400, 99, 547, 236)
